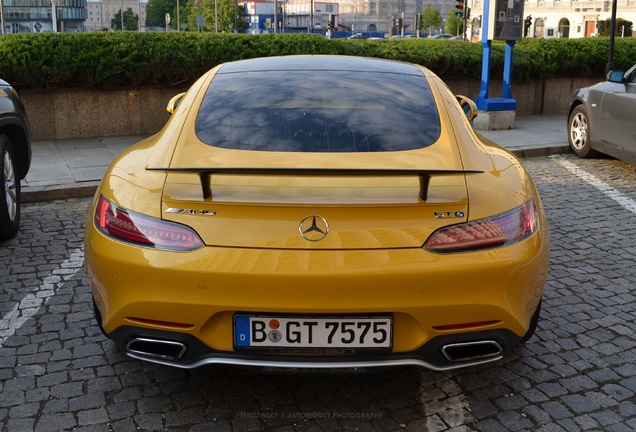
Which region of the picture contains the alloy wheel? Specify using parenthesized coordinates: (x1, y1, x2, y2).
(569, 111, 588, 151)
(3, 147, 17, 222)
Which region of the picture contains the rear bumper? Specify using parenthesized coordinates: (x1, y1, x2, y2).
(86, 219, 549, 370)
(109, 325, 522, 371)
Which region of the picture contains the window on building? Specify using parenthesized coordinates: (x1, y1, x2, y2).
(534, 17, 544, 37)
(558, 18, 570, 38)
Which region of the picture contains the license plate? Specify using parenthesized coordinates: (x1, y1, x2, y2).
(234, 315, 392, 350)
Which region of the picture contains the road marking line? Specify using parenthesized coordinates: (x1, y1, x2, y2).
(552, 157, 636, 215)
(0, 247, 83, 347)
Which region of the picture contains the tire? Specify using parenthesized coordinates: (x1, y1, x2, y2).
(520, 299, 541, 344)
(0, 134, 20, 239)
(568, 105, 598, 158)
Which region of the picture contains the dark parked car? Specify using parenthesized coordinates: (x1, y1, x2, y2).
(0, 79, 31, 239)
(568, 65, 636, 164)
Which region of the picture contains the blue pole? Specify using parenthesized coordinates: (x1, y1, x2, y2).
(476, 0, 491, 109)
(502, 40, 515, 99)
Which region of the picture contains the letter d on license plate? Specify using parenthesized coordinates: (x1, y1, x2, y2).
(234, 315, 392, 349)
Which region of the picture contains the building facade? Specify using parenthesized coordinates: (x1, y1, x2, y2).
(1, 0, 87, 33)
(3, 0, 634, 36)
(244, 0, 277, 33)
(242, 0, 340, 33)
(283, 1, 339, 31)
(84, 0, 147, 32)
(467, 0, 636, 40)
(335, 0, 418, 33)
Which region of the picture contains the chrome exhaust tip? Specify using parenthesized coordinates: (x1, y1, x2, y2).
(126, 337, 187, 360)
(441, 340, 503, 362)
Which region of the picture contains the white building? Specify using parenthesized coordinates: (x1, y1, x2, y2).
(85, 0, 148, 31)
(319, 0, 635, 37)
(282, 1, 340, 31)
(336, 0, 420, 33)
(467, 0, 636, 40)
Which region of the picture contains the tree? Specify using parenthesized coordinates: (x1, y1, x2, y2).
(421, 7, 442, 35)
(111, 8, 139, 31)
(146, 0, 174, 28)
(597, 18, 633, 37)
(445, 10, 463, 36)
(186, 0, 245, 33)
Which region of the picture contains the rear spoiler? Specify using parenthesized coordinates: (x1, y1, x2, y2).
(146, 167, 483, 201)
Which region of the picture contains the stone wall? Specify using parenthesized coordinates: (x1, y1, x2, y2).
(20, 86, 188, 141)
(20, 78, 599, 141)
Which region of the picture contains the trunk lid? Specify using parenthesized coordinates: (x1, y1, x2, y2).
(156, 135, 472, 250)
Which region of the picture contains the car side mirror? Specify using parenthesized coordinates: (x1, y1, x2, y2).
(456, 95, 478, 121)
(166, 92, 186, 114)
(607, 70, 624, 83)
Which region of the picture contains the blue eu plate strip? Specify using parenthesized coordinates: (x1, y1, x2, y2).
(235, 316, 250, 346)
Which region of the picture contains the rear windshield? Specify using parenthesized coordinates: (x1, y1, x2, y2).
(195, 70, 441, 152)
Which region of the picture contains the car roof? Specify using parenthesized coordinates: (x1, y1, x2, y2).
(217, 55, 424, 76)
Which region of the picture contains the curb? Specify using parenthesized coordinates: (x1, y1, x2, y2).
(22, 182, 99, 204)
(510, 144, 570, 159)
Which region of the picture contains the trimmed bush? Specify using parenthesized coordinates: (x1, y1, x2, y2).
(1, 32, 634, 89)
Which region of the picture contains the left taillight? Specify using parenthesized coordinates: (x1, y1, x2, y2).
(94, 195, 203, 251)
(424, 199, 539, 253)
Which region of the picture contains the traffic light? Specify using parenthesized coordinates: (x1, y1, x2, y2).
(413, 14, 422, 31)
(524, 15, 532, 37)
(328, 13, 333, 30)
(455, 0, 465, 18)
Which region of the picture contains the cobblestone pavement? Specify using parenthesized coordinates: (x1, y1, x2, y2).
(1, 154, 635, 432)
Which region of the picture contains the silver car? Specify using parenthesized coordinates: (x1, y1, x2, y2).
(568, 65, 636, 164)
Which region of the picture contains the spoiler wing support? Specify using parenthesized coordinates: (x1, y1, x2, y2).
(146, 167, 483, 202)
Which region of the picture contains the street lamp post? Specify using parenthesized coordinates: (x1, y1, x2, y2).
(1, 1, 5, 35)
(606, 0, 618, 74)
(51, 0, 58, 32)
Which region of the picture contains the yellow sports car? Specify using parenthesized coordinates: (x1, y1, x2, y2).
(84, 55, 550, 371)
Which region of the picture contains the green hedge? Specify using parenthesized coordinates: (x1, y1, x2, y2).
(1, 32, 634, 89)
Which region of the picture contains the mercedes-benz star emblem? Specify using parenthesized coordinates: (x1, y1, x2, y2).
(299, 214, 329, 242)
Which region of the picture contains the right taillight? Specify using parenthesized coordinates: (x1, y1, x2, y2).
(424, 199, 538, 253)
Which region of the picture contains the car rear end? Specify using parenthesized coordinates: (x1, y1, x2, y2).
(85, 56, 549, 371)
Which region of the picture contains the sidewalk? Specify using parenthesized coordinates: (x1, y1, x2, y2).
(21, 114, 570, 203)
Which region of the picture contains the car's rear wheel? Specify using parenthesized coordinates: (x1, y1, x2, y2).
(568, 105, 597, 158)
(0, 134, 20, 239)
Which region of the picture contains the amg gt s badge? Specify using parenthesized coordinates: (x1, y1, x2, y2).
(165, 208, 216, 216)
